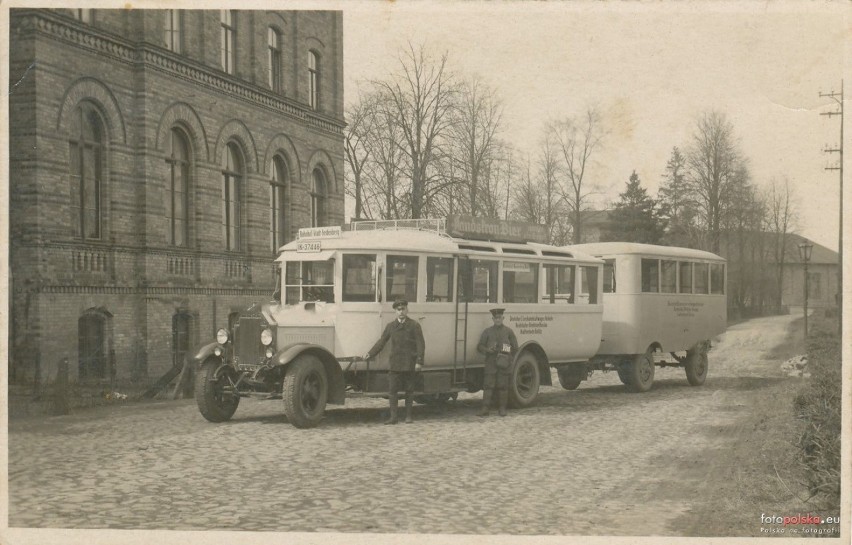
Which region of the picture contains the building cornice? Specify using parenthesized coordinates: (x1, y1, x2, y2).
(19, 10, 345, 137)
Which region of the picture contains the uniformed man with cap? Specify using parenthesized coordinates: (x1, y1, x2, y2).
(476, 308, 518, 417)
(364, 299, 425, 424)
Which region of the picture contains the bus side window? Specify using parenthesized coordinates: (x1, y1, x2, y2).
(426, 257, 454, 302)
(342, 254, 377, 302)
(503, 261, 538, 303)
(694, 262, 709, 294)
(711, 263, 725, 294)
(459, 259, 497, 303)
(387, 255, 418, 302)
(679, 261, 693, 294)
(603, 259, 616, 293)
(661, 260, 677, 293)
(641, 259, 659, 293)
(544, 264, 574, 304)
(579, 266, 598, 304)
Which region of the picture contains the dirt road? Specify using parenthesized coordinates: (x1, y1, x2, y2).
(7, 314, 806, 537)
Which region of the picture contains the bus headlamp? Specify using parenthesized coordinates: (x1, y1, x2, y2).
(260, 328, 273, 346)
(216, 328, 229, 344)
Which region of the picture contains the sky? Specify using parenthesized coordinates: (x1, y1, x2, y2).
(341, 1, 849, 251)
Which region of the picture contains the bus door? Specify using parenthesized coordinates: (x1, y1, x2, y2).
(453, 255, 472, 384)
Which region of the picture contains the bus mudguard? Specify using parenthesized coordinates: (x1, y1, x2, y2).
(272, 343, 346, 405)
(191, 341, 222, 367)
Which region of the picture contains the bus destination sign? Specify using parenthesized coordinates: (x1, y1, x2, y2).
(298, 226, 342, 240)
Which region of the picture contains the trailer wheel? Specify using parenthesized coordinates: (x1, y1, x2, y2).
(508, 351, 541, 408)
(616, 362, 632, 385)
(195, 359, 240, 423)
(557, 367, 583, 390)
(684, 343, 709, 386)
(282, 354, 328, 428)
(627, 350, 655, 392)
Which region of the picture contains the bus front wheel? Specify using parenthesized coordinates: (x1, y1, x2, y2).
(684, 342, 709, 386)
(627, 351, 655, 393)
(508, 351, 541, 408)
(195, 358, 240, 423)
(282, 354, 328, 428)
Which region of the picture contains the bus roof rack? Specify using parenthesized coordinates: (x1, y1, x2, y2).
(349, 218, 448, 236)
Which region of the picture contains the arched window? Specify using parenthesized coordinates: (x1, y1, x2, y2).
(78, 312, 106, 379)
(268, 28, 282, 92)
(165, 128, 190, 246)
(69, 102, 104, 240)
(270, 155, 288, 252)
(221, 143, 243, 251)
(310, 167, 327, 228)
(308, 50, 320, 109)
(172, 312, 192, 368)
(164, 10, 182, 53)
(220, 10, 236, 74)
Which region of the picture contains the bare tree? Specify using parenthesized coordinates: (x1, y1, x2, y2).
(448, 76, 504, 217)
(548, 108, 604, 243)
(343, 91, 377, 220)
(686, 111, 746, 253)
(372, 43, 457, 218)
(767, 177, 798, 307)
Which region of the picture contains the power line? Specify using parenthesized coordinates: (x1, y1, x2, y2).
(819, 80, 843, 332)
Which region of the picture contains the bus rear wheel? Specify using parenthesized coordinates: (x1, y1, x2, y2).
(195, 358, 240, 423)
(508, 351, 541, 408)
(684, 342, 709, 386)
(627, 351, 655, 393)
(282, 354, 328, 428)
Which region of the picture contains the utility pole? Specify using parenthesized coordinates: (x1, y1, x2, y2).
(820, 80, 843, 332)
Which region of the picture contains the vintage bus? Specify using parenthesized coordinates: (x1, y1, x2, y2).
(556, 242, 727, 392)
(192, 219, 605, 427)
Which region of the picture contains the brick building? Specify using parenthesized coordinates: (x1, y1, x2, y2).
(8, 9, 345, 385)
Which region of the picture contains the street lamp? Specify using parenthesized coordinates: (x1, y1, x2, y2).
(798, 241, 814, 340)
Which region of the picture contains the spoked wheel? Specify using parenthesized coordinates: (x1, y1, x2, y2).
(508, 351, 541, 408)
(684, 341, 709, 386)
(195, 358, 240, 422)
(282, 354, 328, 428)
(627, 350, 655, 393)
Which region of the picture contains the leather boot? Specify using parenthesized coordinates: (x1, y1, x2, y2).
(498, 389, 508, 416)
(385, 394, 398, 425)
(478, 389, 492, 417)
(404, 396, 413, 424)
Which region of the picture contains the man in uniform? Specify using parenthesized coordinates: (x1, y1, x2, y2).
(476, 308, 518, 417)
(364, 299, 425, 424)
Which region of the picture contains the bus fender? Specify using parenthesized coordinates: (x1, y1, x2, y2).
(191, 341, 223, 367)
(516, 341, 551, 386)
(271, 344, 345, 405)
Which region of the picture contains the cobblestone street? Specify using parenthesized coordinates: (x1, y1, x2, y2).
(7, 315, 797, 539)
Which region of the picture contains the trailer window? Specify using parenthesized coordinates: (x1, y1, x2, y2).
(387, 255, 418, 302)
(603, 259, 616, 293)
(544, 264, 575, 304)
(661, 260, 677, 293)
(641, 259, 659, 293)
(503, 261, 539, 303)
(342, 254, 376, 302)
(694, 263, 709, 294)
(426, 257, 453, 302)
(459, 259, 498, 303)
(579, 266, 598, 304)
(679, 261, 693, 293)
(711, 263, 725, 294)
(285, 260, 334, 304)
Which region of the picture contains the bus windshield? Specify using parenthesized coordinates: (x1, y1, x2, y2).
(284, 259, 335, 304)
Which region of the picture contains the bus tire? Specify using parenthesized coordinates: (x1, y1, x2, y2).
(627, 351, 655, 393)
(508, 351, 541, 408)
(557, 367, 583, 390)
(282, 354, 328, 428)
(616, 362, 632, 385)
(195, 359, 240, 423)
(684, 344, 709, 386)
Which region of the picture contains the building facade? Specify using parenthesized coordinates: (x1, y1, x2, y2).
(8, 9, 345, 385)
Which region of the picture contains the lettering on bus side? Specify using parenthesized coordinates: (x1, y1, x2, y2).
(508, 314, 554, 335)
(667, 300, 705, 318)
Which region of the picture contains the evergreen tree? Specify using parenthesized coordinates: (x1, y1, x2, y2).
(658, 146, 700, 247)
(603, 170, 665, 243)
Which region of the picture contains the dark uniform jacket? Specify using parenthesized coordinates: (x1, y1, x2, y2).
(367, 318, 426, 372)
(477, 324, 519, 364)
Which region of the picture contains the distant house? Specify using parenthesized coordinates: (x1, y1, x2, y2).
(777, 234, 839, 311)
